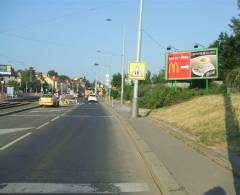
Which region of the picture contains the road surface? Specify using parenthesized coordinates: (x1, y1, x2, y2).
(0, 102, 161, 194)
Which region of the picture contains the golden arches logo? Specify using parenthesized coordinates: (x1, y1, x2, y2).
(168, 62, 179, 73)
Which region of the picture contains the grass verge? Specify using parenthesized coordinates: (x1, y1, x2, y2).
(150, 94, 240, 155)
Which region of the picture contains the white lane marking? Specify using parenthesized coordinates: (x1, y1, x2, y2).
(0, 132, 32, 151)
(64, 115, 113, 118)
(0, 127, 34, 135)
(51, 116, 60, 122)
(0, 183, 149, 193)
(9, 114, 58, 117)
(78, 108, 97, 110)
(36, 122, 50, 130)
(30, 109, 66, 113)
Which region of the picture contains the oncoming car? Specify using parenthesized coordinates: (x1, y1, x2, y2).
(39, 94, 59, 107)
(87, 95, 98, 103)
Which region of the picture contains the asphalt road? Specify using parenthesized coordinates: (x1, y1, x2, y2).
(0, 102, 161, 194)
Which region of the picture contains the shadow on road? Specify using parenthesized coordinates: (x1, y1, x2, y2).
(224, 91, 240, 195)
(203, 186, 226, 195)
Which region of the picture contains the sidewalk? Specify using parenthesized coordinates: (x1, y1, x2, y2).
(113, 103, 240, 195)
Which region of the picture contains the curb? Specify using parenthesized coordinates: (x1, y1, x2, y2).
(149, 117, 240, 178)
(0, 105, 41, 116)
(102, 102, 188, 195)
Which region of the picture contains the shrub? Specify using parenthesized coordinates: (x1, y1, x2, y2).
(138, 83, 224, 109)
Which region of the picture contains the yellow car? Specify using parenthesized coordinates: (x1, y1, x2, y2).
(39, 94, 59, 107)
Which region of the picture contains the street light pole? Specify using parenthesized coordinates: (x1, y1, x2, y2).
(1, 80, 4, 99)
(132, 0, 143, 118)
(94, 63, 99, 95)
(121, 25, 126, 105)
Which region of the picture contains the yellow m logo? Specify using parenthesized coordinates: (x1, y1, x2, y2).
(169, 62, 179, 73)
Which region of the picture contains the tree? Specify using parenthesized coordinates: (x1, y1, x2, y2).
(59, 75, 69, 81)
(111, 73, 122, 88)
(210, 4, 240, 80)
(7, 80, 18, 88)
(19, 67, 41, 92)
(47, 70, 58, 77)
(151, 70, 165, 84)
(139, 70, 151, 85)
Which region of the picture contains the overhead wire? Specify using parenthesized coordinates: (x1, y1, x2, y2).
(0, 1, 128, 47)
(142, 28, 167, 50)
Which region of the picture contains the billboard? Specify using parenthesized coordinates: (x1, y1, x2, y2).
(165, 48, 218, 80)
(7, 87, 14, 97)
(128, 62, 146, 80)
(0, 64, 12, 76)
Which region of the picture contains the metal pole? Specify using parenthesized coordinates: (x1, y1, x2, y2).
(1, 82, 3, 99)
(121, 25, 126, 105)
(131, 0, 143, 118)
(25, 81, 28, 94)
(174, 80, 177, 92)
(206, 79, 209, 93)
(95, 74, 97, 95)
(94, 63, 99, 95)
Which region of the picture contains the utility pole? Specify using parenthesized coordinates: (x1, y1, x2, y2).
(29, 68, 32, 95)
(121, 25, 126, 105)
(131, 0, 143, 118)
(94, 63, 99, 95)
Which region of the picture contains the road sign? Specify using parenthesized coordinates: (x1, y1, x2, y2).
(128, 62, 146, 80)
(165, 48, 218, 80)
(0, 65, 11, 76)
(7, 87, 14, 97)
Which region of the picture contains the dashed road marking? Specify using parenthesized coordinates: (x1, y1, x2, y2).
(9, 114, 58, 117)
(36, 122, 50, 130)
(64, 115, 113, 118)
(0, 132, 32, 151)
(30, 109, 66, 113)
(51, 116, 60, 122)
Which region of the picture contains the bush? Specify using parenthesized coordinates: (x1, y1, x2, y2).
(124, 85, 133, 101)
(111, 89, 120, 99)
(138, 83, 224, 109)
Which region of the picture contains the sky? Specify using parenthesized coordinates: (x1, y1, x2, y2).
(0, 0, 239, 81)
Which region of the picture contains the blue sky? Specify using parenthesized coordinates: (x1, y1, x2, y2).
(0, 0, 238, 81)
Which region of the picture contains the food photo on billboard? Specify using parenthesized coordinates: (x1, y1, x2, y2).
(190, 49, 218, 79)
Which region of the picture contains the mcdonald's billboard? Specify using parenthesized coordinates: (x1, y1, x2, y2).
(165, 48, 218, 80)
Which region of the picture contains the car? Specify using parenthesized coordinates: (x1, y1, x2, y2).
(87, 95, 98, 103)
(39, 94, 59, 107)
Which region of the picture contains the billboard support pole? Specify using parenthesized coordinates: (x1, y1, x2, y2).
(174, 80, 177, 92)
(206, 79, 209, 93)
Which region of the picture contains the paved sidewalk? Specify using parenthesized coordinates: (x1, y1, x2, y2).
(113, 103, 240, 195)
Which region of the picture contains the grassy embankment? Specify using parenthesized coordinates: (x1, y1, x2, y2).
(150, 94, 240, 155)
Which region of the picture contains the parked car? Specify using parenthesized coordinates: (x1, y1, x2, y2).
(39, 94, 59, 107)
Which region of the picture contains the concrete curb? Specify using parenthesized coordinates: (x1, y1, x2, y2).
(102, 102, 188, 195)
(0, 105, 40, 116)
(149, 117, 240, 178)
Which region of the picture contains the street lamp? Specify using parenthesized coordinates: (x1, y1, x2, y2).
(132, 0, 144, 118)
(105, 19, 126, 105)
(167, 46, 178, 51)
(93, 63, 99, 95)
(194, 42, 206, 49)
